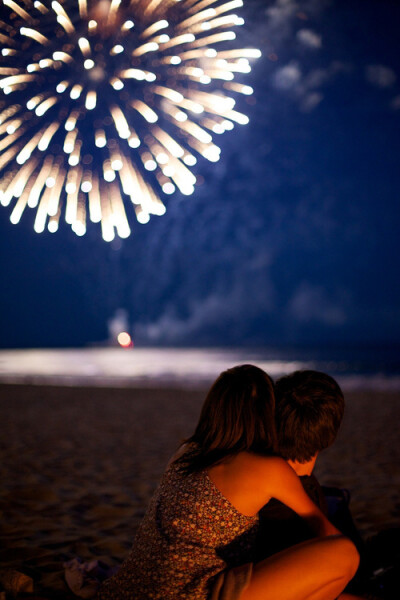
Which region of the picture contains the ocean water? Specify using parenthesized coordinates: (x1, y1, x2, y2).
(0, 345, 399, 391)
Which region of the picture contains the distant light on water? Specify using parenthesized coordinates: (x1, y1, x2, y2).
(117, 331, 133, 348)
(0, 0, 260, 240)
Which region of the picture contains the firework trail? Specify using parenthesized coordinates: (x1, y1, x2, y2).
(0, 0, 260, 240)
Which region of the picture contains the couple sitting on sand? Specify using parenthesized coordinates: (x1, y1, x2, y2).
(92, 365, 366, 600)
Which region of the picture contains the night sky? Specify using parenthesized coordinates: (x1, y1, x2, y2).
(1, 0, 400, 350)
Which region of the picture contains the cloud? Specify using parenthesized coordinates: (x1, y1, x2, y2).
(300, 91, 323, 112)
(134, 249, 277, 344)
(302, 66, 331, 89)
(287, 283, 348, 326)
(391, 95, 400, 110)
(136, 295, 228, 343)
(135, 281, 275, 344)
(296, 28, 322, 49)
(365, 64, 397, 88)
(272, 62, 302, 90)
(270, 60, 351, 112)
(264, 0, 299, 41)
(261, 0, 331, 47)
(257, 0, 344, 114)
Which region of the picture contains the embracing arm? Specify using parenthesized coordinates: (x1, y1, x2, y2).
(262, 457, 340, 538)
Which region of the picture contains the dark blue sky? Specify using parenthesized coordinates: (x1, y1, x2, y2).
(1, 0, 399, 349)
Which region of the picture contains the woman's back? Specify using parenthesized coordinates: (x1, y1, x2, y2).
(97, 451, 259, 600)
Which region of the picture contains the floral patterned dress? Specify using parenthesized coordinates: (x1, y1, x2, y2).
(97, 455, 259, 600)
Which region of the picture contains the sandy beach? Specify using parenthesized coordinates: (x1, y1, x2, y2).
(1, 383, 399, 598)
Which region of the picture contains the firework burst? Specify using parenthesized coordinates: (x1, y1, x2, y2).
(0, 0, 260, 240)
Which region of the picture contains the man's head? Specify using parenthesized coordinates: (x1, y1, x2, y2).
(275, 370, 344, 464)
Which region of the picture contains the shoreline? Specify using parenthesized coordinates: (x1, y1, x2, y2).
(1, 347, 400, 393)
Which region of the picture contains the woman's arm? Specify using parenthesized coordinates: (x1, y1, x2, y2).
(262, 457, 340, 538)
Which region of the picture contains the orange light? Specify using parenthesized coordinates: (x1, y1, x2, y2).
(117, 331, 133, 348)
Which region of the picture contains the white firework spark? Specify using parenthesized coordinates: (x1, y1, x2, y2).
(0, 0, 260, 240)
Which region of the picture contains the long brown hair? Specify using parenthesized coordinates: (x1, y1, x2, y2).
(177, 364, 278, 473)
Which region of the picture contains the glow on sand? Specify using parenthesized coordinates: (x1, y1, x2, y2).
(0, 0, 260, 241)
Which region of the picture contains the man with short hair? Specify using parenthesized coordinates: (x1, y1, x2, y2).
(257, 370, 363, 563)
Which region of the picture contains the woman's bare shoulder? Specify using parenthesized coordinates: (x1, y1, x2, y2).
(217, 453, 294, 490)
(208, 453, 296, 515)
(236, 453, 298, 490)
(239, 452, 290, 472)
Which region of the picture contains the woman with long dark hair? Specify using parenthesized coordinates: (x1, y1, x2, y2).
(97, 364, 359, 600)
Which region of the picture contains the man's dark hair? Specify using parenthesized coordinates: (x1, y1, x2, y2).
(275, 370, 344, 463)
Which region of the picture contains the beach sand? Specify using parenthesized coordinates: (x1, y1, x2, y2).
(0, 383, 399, 598)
